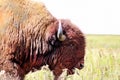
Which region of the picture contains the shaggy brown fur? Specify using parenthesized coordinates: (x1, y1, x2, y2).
(0, 0, 85, 80)
(50, 20, 85, 76)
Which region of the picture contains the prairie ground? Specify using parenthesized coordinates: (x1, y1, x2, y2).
(25, 35, 120, 80)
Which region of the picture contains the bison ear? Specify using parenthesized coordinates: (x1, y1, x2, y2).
(57, 20, 66, 41)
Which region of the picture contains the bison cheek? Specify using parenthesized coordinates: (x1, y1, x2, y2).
(53, 57, 75, 75)
(61, 58, 75, 69)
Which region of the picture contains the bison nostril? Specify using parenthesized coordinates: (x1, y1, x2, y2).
(80, 63, 84, 69)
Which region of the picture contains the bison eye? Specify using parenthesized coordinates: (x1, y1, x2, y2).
(49, 35, 56, 46)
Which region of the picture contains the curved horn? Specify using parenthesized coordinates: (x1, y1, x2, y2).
(57, 20, 66, 41)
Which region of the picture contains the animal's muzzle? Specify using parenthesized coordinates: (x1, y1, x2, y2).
(75, 62, 84, 69)
(79, 63, 84, 69)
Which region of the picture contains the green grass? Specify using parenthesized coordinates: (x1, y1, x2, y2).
(25, 35, 120, 80)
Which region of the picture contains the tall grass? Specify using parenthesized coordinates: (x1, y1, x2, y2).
(25, 35, 120, 80)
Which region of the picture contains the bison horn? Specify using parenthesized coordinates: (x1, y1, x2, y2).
(57, 20, 66, 41)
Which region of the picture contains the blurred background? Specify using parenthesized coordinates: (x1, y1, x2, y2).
(33, 0, 120, 35)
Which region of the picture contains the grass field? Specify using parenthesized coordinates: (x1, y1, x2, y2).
(25, 35, 120, 80)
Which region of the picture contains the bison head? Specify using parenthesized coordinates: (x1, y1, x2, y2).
(43, 19, 85, 77)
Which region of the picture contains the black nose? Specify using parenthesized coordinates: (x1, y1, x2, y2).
(80, 63, 84, 69)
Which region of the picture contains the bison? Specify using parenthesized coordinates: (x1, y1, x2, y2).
(0, 0, 85, 80)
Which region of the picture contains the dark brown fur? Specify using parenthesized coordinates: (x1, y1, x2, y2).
(43, 20, 85, 80)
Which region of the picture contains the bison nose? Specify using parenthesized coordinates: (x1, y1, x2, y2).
(80, 63, 84, 69)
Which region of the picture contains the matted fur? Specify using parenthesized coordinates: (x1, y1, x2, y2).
(0, 0, 85, 80)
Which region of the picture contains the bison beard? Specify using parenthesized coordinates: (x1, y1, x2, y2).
(0, 0, 85, 80)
